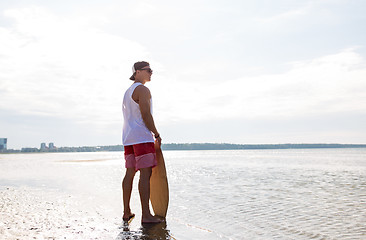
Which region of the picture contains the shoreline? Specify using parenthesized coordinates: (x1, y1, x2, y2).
(2, 143, 366, 154)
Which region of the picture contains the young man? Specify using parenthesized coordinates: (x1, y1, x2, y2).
(122, 61, 162, 224)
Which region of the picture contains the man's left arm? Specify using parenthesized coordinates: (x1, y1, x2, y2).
(138, 87, 161, 146)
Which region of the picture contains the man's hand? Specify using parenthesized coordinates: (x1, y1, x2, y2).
(155, 135, 162, 148)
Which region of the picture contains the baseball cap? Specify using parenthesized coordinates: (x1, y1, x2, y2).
(130, 61, 150, 80)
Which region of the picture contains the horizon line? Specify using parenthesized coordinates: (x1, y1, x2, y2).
(5, 142, 366, 151)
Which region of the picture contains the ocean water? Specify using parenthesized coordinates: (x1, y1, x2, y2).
(0, 148, 365, 239)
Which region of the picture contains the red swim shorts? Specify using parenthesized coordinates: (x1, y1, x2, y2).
(124, 142, 157, 171)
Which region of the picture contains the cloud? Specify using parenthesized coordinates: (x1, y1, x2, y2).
(0, 6, 152, 130)
(252, 1, 339, 33)
(1, 2, 365, 146)
(151, 48, 366, 124)
(256, 5, 310, 24)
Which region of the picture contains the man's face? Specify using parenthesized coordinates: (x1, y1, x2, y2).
(137, 66, 153, 81)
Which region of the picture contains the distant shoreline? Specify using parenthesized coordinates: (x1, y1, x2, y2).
(162, 143, 366, 151)
(2, 143, 366, 153)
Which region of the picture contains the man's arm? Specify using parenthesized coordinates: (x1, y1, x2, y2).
(134, 85, 161, 145)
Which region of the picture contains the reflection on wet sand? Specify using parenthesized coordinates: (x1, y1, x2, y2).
(58, 159, 110, 163)
(116, 221, 173, 240)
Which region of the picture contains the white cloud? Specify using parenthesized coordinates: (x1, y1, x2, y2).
(151, 48, 366, 123)
(0, 6, 153, 131)
(1, 1, 365, 146)
(252, 1, 339, 33)
(256, 6, 310, 24)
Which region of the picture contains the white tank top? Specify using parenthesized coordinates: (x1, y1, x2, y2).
(122, 82, 154, 146)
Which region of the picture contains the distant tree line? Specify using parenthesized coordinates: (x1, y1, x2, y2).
(1, 143, 365, 154)
(161, 143, 366, 150)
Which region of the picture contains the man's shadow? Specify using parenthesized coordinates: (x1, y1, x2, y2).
(116, 221, 172, 240)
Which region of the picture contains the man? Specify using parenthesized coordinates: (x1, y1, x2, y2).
(122, 61, 162, 224)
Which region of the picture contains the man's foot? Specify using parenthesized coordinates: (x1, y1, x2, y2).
(123, 213, 135, 222)
(141, 214, 164, 224)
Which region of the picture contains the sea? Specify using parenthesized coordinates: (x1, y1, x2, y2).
(0, 148, 365, 240)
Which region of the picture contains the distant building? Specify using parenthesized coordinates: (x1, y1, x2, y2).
(41, 143, 47, 150)
(49, 142, 55, 149)
(0, 138, 7, 151)
(21, 148, 38, 153)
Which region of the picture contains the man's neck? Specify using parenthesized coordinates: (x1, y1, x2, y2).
(134, 79, 146, 85)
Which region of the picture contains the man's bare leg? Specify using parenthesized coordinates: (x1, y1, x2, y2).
(122, 168, 136, 220)
(139, 167, 162, 223)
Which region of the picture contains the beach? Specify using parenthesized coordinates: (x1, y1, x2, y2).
(0, 187, 120, 239)
(0, 152, 210, 240)
(0, 185, 189, 240)
(0, 149, 365, 239)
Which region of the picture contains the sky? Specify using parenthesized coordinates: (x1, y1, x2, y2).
(0, 0, 365, 149)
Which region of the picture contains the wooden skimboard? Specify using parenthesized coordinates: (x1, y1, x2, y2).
(150, 142, 169, 218)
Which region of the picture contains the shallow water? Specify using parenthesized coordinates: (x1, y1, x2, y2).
(0, 148, 365, 239)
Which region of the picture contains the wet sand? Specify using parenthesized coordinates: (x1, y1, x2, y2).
(58, 159, 109, 163)
(0, 187, 119, 239)
(0, 187, 182, 240)
(0, 153, 210, 240)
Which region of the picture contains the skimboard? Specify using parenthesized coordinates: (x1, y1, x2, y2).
(150, 142, 169, 218)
